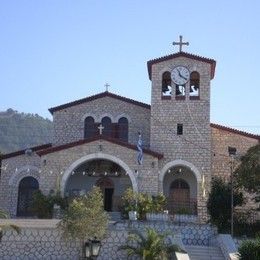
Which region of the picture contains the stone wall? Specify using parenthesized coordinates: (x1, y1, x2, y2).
(150, 56, 213, 220)
(40, 139, 159, 196)
(52, 96, 151, 148)
(211, 126, 259, 180)
(0, 153, 41, 216)
(0, 219, 218, 260)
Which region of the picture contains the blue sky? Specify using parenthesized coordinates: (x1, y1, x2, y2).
(0, 0, 259, 134)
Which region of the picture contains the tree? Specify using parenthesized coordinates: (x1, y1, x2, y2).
(207, 177, 244, 232)
(0, 209, 20, 242)
(59, 187, 109, 258)
(235, 144, 260, 207)
(120, 228, 185, 260)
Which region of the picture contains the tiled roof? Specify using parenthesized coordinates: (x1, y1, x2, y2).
(210, 123, 260, 140)
(36, 136, 164, 159)
(48, 91, 151, 114)
(147, 51, 216, 80)
(0, 143, 52, 159)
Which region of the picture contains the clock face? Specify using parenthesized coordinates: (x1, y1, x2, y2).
(171, 66, 190, 85)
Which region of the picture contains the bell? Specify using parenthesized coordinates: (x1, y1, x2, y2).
(176, 86, 182, 96)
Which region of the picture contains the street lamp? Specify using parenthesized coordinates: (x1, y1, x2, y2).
(84, 239, 101, 259)
(228, 146, 237, 237)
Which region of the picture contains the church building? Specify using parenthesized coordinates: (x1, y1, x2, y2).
(0, 38, 259, 221)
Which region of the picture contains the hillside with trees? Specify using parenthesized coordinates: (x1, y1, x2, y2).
(0, 109, 53, 154)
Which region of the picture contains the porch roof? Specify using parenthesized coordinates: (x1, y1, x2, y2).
(36, 136, 164, 159)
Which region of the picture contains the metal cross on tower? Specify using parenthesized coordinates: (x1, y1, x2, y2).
(98, 124, 104, 135)
(104, 83, 110, 92)
(172, 35, 189, 52)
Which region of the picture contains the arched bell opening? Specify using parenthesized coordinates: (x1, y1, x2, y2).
(163, 166, 197, 215)
(64, 159, 132, 212)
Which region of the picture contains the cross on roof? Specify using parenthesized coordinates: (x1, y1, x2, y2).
(104, 83, 110, 92)
(98, 124, 104, 135)
(172, 35, 189, 52)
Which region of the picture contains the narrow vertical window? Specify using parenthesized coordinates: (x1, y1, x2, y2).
(118, 117, 128, 142)
(101, 117, 112, 137)
(84, 116, 96, 139)
(190, 71, 200, 99)
(177, 124, 183, 135)
(161, 71, 172, 98)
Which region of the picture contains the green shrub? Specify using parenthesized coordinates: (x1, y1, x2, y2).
(121, 189, 167, 220)
(238, 236, 260, 260)
(176, 208, 192, 215)
(32, 190, 68, 218)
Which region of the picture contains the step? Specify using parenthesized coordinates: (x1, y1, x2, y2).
(185, 245, 225, 260)
(108, 211, 121, 221)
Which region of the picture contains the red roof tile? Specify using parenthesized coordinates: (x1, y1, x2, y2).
(36, 136, 163, 159)
(147, 51, 216, 80)
(48, 91, 151, 114)
(1, 143, 52, 159)
(210, 123, 260, 140)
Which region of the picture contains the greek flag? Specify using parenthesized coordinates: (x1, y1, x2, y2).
(137, 132, 143, 165)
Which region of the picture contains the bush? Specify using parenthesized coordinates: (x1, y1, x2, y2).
(32, 190, 68, 218)
(59, 186, 109, 259)
(238, 236, 260, 260)
(121, 189, 167, 220)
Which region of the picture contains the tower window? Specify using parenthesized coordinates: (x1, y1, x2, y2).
(175, 85, 186, 99)
(161, 71, 172, 98)
(177, 124, 183, 135)
(190, 71, 200, 99)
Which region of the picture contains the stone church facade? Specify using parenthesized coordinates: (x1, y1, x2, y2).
(0, 51, 259, 221)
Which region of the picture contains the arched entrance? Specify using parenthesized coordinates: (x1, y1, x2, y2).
(96, 177, 114, 211)
(17, 176, 39, 217)
(161, 163, 198, 215)
(64, 158, 133, 212)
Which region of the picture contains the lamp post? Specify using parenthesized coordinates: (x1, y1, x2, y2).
(228, 146, 236, 237)
(84, 239, 101, 259)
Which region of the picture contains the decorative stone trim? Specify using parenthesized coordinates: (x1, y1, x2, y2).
(81, 113, 99, 122)
(159, 159, 201, 184)
(61, 153, 137, 196)
(114, 114, 132, 123)
(8, 165, 40, 187)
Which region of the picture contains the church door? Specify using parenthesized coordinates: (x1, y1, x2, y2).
(169, 178, 190, 213)
(96, 177, 114, 212)
(17, 177, 39, 217)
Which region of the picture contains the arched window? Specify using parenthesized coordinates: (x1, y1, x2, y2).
(162, 71, 172, 98)
(190, 71, 200, 99)
(118, 117, 128, 142)
(101, 117, 112, 137)
(17, 176, 39, 217)
(84, 116, 96, 139)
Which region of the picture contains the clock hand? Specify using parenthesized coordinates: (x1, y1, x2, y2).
(180, 74, 188, 80)
(177, 69, 188, 80)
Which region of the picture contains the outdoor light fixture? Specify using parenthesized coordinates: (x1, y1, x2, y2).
(84, 239, 101, 259)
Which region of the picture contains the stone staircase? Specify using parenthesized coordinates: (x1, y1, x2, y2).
(185, 245, 225, 260)
(108, 211, 121, 221)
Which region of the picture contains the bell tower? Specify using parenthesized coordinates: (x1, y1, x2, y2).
(147, 37, 216, 220)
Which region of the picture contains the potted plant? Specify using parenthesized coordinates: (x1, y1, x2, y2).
(121, 188, 139, 220)
(146, 193, 169, 221)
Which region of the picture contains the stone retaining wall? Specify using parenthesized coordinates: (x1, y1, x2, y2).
(0, 219, 218, 260)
